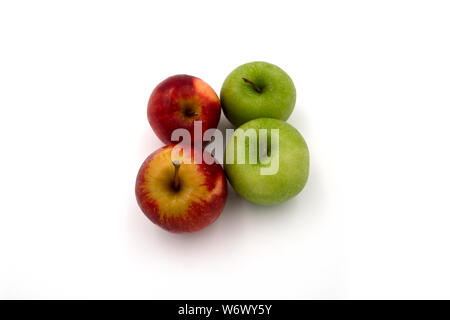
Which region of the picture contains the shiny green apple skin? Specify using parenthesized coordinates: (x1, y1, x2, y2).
(220, 62, 296, 127)
(224, 118, 309, 206)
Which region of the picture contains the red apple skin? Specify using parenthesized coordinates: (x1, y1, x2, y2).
(148, 75, 221, 145)
(135, 145, 227, 233)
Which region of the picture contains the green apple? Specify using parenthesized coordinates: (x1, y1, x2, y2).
(224, 118, 309, 206)
(220, 61, 296, 127)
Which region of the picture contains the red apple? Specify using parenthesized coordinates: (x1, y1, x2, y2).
(135, 145, 227, 233)
(148, 74, 221, 145)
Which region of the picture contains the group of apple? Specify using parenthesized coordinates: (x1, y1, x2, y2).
(135, 62, 310, 233)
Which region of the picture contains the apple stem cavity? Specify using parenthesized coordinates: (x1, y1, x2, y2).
(172, 160, 181, 191)
(242, 78, 262, 93)
(184, 108, 198, 118)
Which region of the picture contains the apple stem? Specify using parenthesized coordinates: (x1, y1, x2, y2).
(242, 78, 262, 93)
(172, 160, 181, 191)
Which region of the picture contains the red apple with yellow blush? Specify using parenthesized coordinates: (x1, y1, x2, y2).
(135, 145, 227, 233)
(148, 75, 221, 145)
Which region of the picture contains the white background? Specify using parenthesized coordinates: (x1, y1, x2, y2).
(1, 0, 450, 299)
